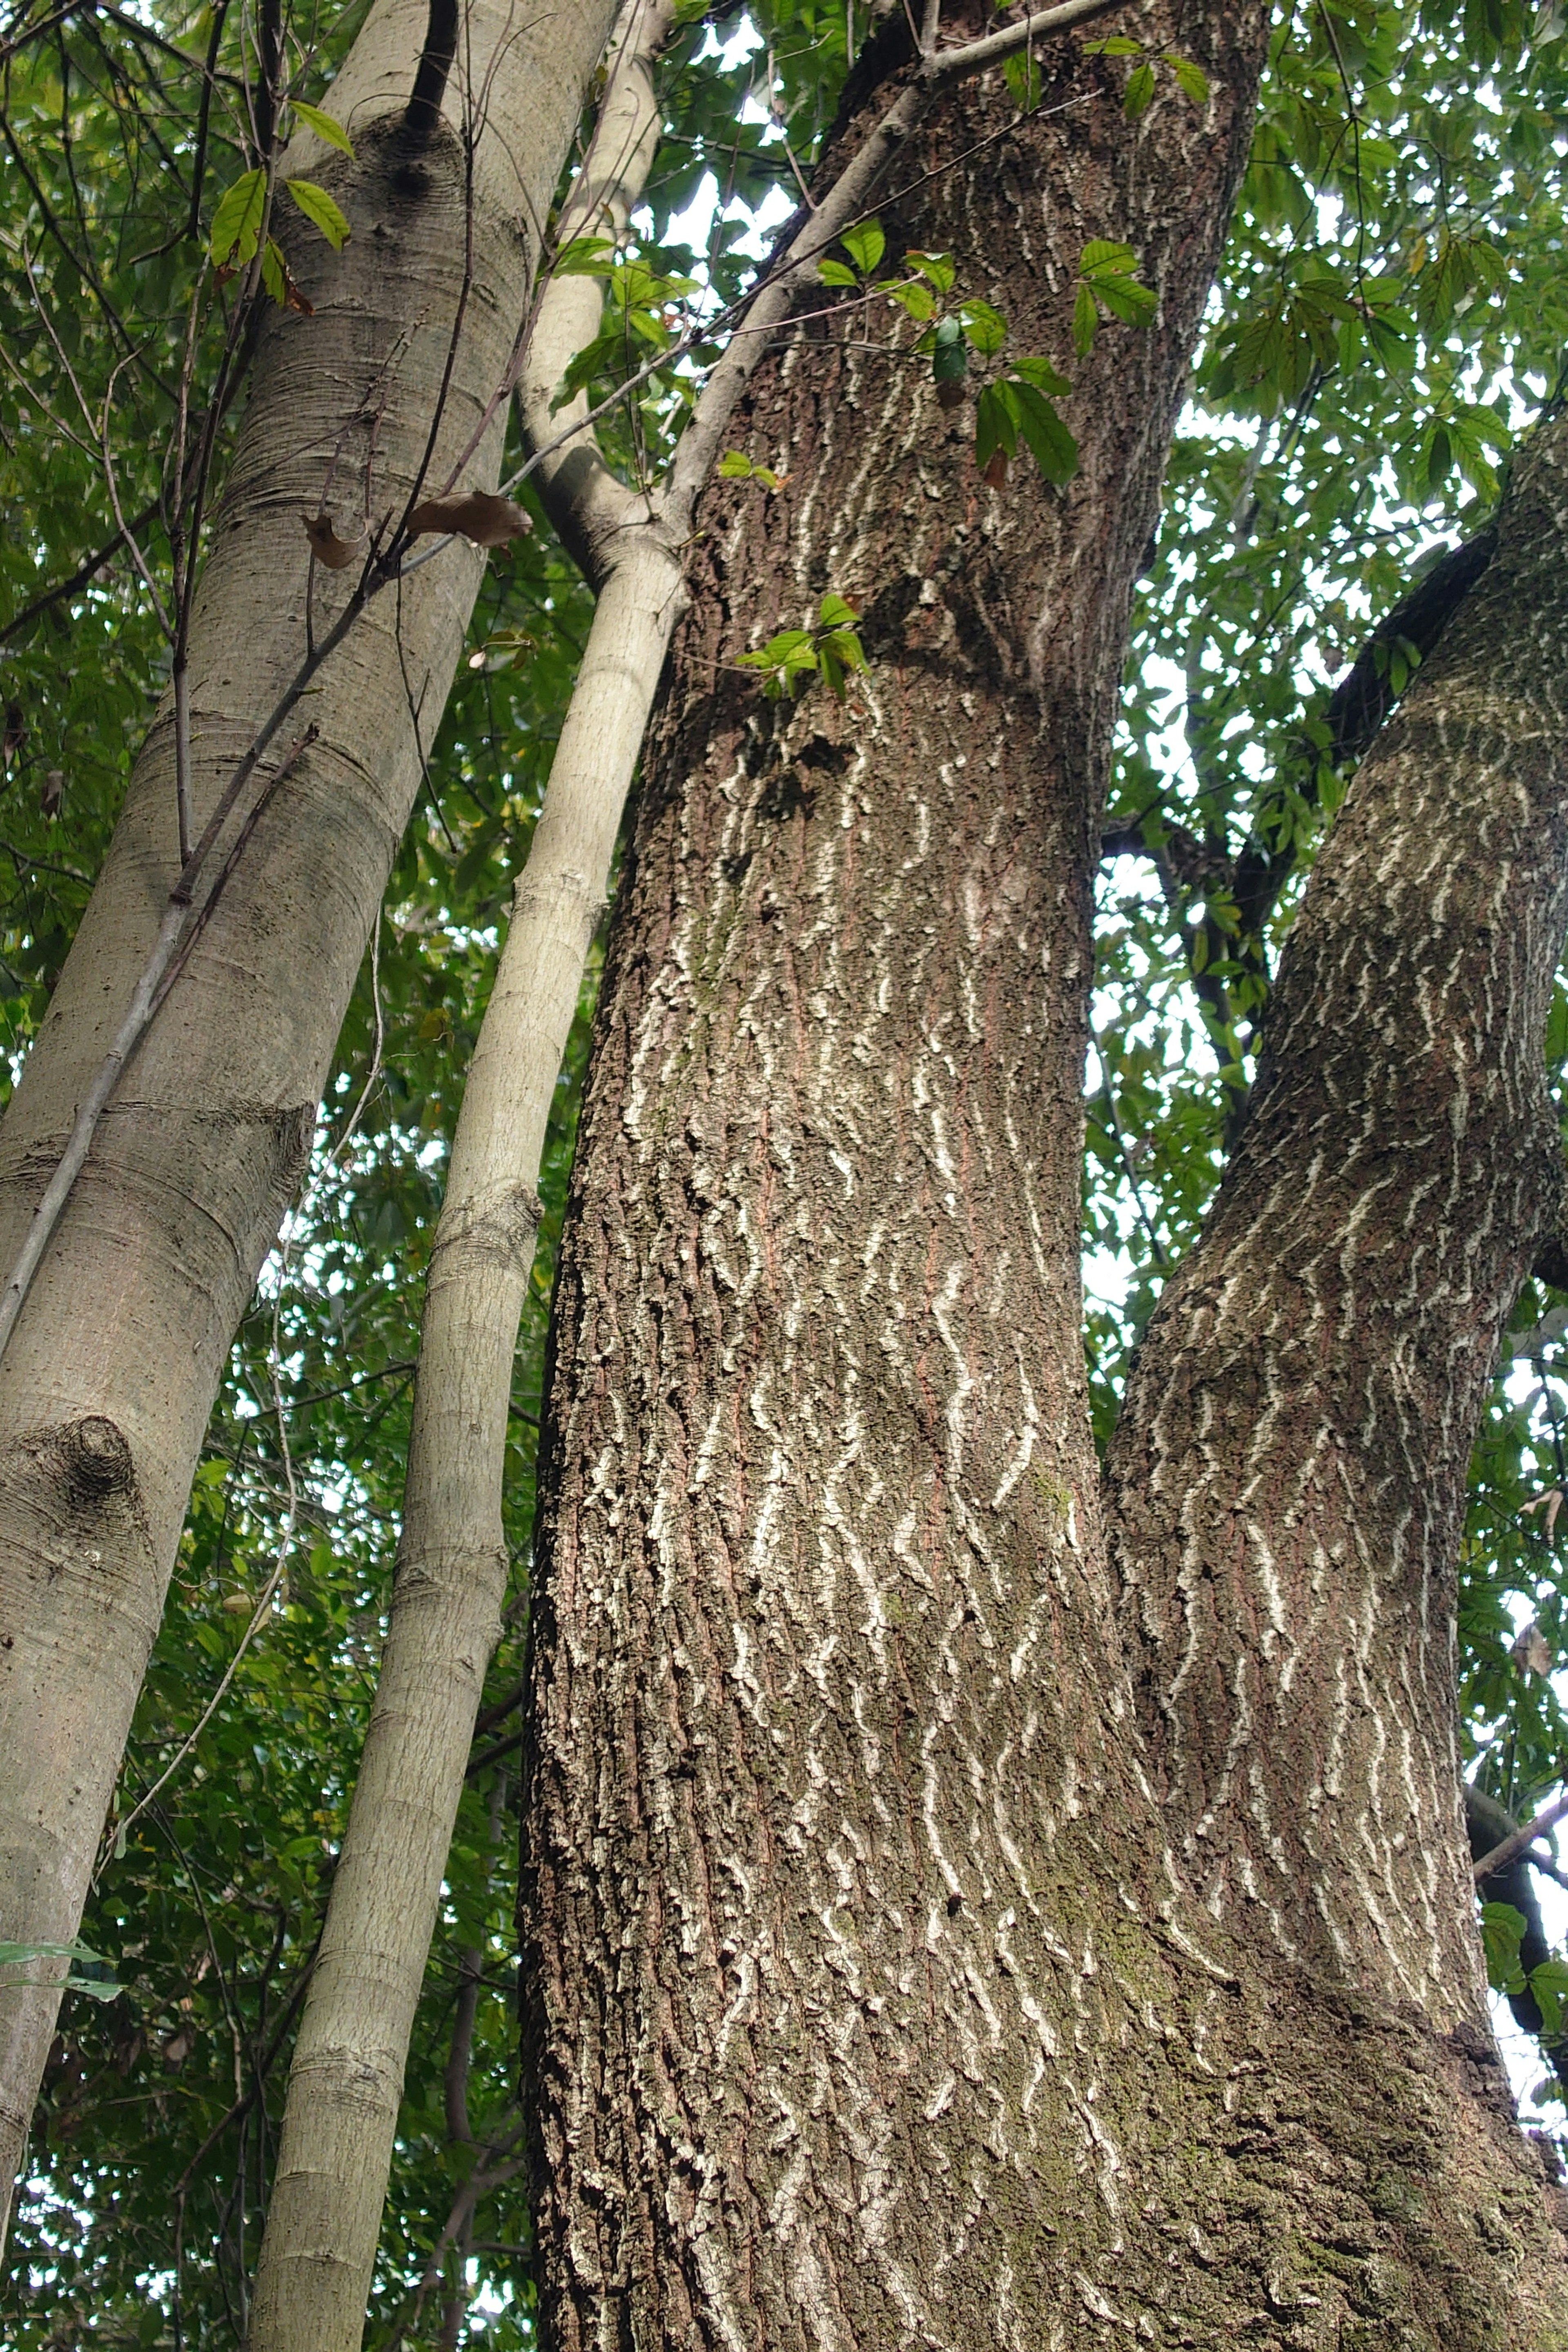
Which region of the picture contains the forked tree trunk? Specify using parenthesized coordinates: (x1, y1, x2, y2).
(0, 0, 619, 2239)
(517, 21, 1568, 2350)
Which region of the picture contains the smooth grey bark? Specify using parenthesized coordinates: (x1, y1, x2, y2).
(517, 20, 1568, 2347)
(246, 18, 679, 2340)
(0, 0, 621, 2245)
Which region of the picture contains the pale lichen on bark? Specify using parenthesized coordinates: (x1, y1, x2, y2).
(519, 16, 1568, 2348)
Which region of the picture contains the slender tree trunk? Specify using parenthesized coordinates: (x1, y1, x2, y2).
(517, 22, 1568, 2347)
(245, 13, 679, 2336)
(0, 0, 620, 2242)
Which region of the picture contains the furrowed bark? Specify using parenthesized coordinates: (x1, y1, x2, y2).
(0, 0, 621, 2243)
(247, 11, 678, 2342)
(518, 13, 1300, 2343)
(1106, 412, 1568, 2013)
(249, 2, 1141, 2326)
(519, 17, 1568, 2343)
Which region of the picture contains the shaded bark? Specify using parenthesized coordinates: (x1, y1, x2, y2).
(1106, 414, 1568, 2013)
(517, 18, 1568, 2347)
(0, 0, 621, 2240)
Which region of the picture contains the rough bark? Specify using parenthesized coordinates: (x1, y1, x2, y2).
(0, 0, 621, 2241)
(1105, 413, 1568, 2015)
(516, 17, 1568, 2346)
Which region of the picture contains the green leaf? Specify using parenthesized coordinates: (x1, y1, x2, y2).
(286, 178, 351, 250)
(1124, 59, 1156, 117)
(719, 451, 783, 491)
(1096, 274, 1158, 327)
(1010, 379, 1078, 484)
(1080, 239, 1140, 278)
(961, 298, 1008, 356)
(261, 236, 287, 307)
(1530, 1956, 1568, 2037)
(886, 279, 938, 321)
(1012, 354, 1072, 396)
(1085, 33, 1145, 54)
(0, 1938, 123, 2001)
(1004, 49, 1042, 110)
(818, 258, 859, 286)
(907, 250, 955, 294)
(208, 167, 266, 269)
(932, 314, 968, 388)
(554, 235, 616, 276)
(1481, 1899, 1528, 1994)
(840, 218, 885, 276)
(291, 100, 354, 156)
(1169, 53, 1210, 107)
(1073, 280, 1099, 358)
(737, 628, 816, 670)
(817, 592, 859, 630)
(975, 380, 1019, 472)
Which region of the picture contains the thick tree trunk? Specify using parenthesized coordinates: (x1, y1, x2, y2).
(517, 23, 1568, 2349)
(0, 0, 620, 2240)
(1104, 420, 1568, 2022)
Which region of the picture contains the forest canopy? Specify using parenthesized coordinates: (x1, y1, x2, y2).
(2, 0, 1568, 2340)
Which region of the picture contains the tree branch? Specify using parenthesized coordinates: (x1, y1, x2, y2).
(404, 0, 460, 147)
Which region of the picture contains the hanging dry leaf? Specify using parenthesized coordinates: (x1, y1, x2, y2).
(406, 490, 531, 548)
(41, 768, 64, 817)
(980, 449, 1009, 490)
(302, 512, 365, 570)
(1511, 1620, 1554, 1676)
(1523, 1487, 1565, 1539)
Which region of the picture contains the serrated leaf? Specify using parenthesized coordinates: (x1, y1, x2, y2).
(1169, 53, 1209, 106)
(208, 167, 266, 269)
(1097, 275, 1158, 327)
(286, 177, 350, 250)
(292, 100, 354, 156)
(1012, 354, 1071, 396)
(1124, 59, 1156, 118)
(1481, 1899, 1529, 1993)
(907, 250, 955, 294)
(1011, 379, 1078, 485)
(1529, 1956, 1568, 2036)
(1004, 48, 1041, 109)
(1081, 239, 1140, 278)
(261, 236, 314, 314)
(1073, 280, 1099, 358)
(961, 298, 1008, 356)
(818, 592, 859, 630)
(841, 219, 885, 275)
(886, 280, 937, 321)
(554, 235, 616, 276)
(975, 380, 1019, 474)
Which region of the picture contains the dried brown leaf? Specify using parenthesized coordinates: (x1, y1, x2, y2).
(41, 768, 63, 818)
(406, 490, 532, 548)
(980, 449, 1009, 490)
(302, 512, 365, 570)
